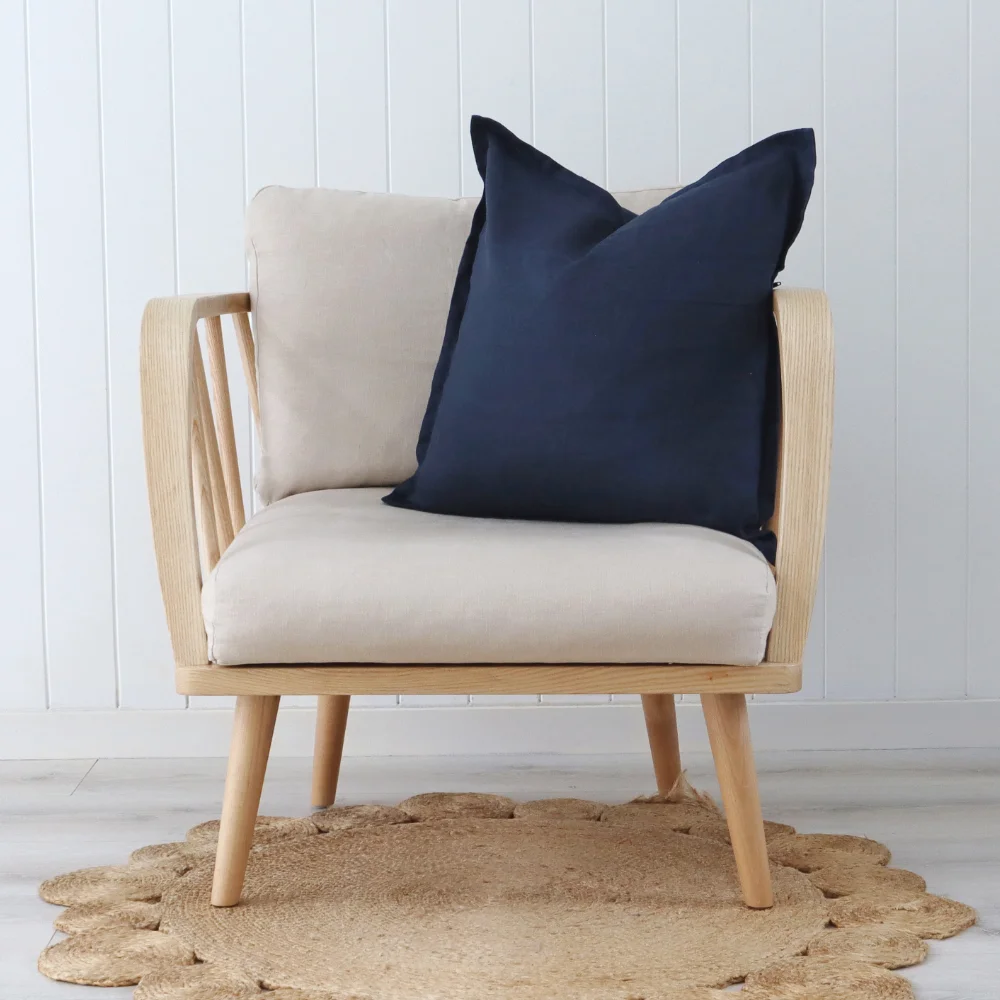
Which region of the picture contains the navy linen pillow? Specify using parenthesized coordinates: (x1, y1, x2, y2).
(385, 117, 815, 561)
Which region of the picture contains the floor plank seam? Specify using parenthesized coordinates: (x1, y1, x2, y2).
(68, 759, 99, 797)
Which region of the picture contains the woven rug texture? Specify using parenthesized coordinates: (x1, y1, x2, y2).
(37, 781, 976, 1000)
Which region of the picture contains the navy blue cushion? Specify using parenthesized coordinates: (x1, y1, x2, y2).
(385, 117, 815, 561)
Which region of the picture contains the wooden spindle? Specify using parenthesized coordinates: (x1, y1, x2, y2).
(204, 315, 246, 532)
(192, 337, 235, 553)
(233, 312, 260, 432)
(191, 384, 221, 574)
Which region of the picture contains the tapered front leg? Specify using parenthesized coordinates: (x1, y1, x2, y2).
(311, 695, 351, 808)
(211, 694, 280, 907)
(641, 694, 682, 795)
(701, 693, 773, 909)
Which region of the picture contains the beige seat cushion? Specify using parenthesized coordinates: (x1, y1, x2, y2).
(247, 185, 679, 504)
(202, 489, 776, 666)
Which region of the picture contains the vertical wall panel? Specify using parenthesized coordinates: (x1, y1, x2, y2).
(314, 2, 395, 706)
(459, 0, 531, 196)
(99, 0, 181, 708)
(386, 0, 461, 197)
(604, 0, 677, 191)
(522, 0, 619, 722)
(750, 0, 823, 287)
(386, 0, 460, 704)
(389, 0, 462, 704)
(967, 0, 1000, 698)
(315, 0, 387, 192)
(460, 0, 535, 703)
(677, 0, 749, 182)
(243, 0, 316, 196)
(457, 0, 530, 704)
(243, 0, 317, 709)
(27, 0, 117, 708)
(750, 0, 825, 700)
(241, 0, 316, 521)
(172, 0, 246, 294)
(824, 0, 897, 701)
(896, 0, 969, 699)
(531, 0, 605, 185)
(172, 0, 250, 501)
(0, 0, 46, 710)
(172, 0, 249, 710)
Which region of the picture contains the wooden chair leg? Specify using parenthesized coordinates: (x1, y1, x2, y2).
(641, 693, 682, 795)
(701, 693, 773, 909)
(311, 694, 351, 809)
(211, 694, 280, 907)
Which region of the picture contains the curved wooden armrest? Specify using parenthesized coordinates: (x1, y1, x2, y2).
(766, 287, 835, 666)
(140, 293, 252, 666)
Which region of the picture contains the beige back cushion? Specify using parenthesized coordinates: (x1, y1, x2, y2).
(248, 184, 680, 504)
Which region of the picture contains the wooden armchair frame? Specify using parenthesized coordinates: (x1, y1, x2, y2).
(140, 287, 833, 909)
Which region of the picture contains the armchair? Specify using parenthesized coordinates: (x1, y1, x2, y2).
(140, 187, 833, 911)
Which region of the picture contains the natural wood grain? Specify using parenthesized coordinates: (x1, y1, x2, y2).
(233, 312, 260, 432)
(189, 395, 220, 574)
(141, 299, 208, 665)
(767, 288, 835, 665)
(701, 693, 773, 909)
(140, 294, 250, 667)
(211, 694, 280, 907)
(641, 694, 682, 795)
(175, 663, 802, 696)
(192, 340, 234, 553)
(311, 695, 351, 808)
(199, 293, 251, 319)
(204, 314, 246, 532)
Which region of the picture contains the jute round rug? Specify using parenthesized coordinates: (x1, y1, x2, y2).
(37, 781, 975, 1000)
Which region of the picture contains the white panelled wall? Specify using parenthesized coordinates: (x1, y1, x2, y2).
(2, 0, 998, 756)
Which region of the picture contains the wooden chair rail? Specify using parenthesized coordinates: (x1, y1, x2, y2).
(176, 662, 803, 697)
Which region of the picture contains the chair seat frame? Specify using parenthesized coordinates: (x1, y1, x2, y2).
(141, 287, 833, 910)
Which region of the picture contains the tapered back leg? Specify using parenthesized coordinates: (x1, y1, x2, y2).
(641, 694, 682, 795)
(312, 695, 351, 809)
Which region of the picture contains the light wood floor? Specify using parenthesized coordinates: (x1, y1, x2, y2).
(2, 749, 997, 998)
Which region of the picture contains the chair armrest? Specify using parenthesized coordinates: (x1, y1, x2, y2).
(140, 292, 252, 666)
(766, 287, 834, 666)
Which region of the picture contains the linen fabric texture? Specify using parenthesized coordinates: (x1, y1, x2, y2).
(247, 185, 676, 504)
(386, 117, 817, 561)
(202, 489, 777, 666)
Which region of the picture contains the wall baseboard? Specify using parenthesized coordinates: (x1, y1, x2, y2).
(2, 699, 998, 759)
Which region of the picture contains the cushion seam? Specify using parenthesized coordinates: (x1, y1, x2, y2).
(204, 560, 218, 664)
(248, 228, 265, 504)
(760, 554, 778, 665)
